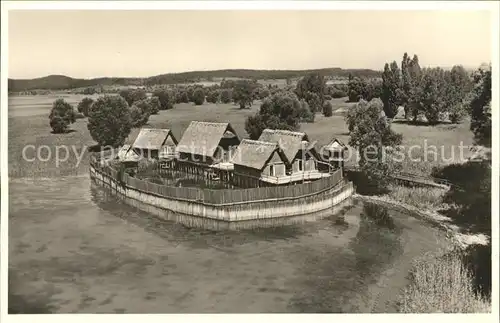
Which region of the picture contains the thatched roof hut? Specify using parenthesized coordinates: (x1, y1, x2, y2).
(258, 129, 316, 162)
(323, 138, 347, 153)
(116, 144, 141, 164)
(176, 121, 240, 159)
(132, 128, 178, 151)
(231, 139, 289, 171)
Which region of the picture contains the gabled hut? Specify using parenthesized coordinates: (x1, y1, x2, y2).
(176, 121, 240, 170)
(116, 144, 141, 168)
(131, 128, 178, 160)
(258, 129, 321, 175)
(322, 138, 347, 172)
(230, 139, 289, 187)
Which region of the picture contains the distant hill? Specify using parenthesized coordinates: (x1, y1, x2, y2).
(8, 68, 381, 92)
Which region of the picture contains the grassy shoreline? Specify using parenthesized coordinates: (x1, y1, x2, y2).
(356, 186, 490, 313)
(355, 192, 488, 248)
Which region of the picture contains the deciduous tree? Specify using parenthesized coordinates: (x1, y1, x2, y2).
(88, 95, 132, 147)
(346, 98, 403, 193)
(193, 88, 205, 105)
(77, 97, 94, 117)
(245, 91, 301, 139)
(233, 80, 258, 109)
(381, 61, 402, 118)
(220, 88, 233, 104)
(49, 99, 76, 133)
(322, 101, 333, 117)
(469, 65, 491, 147)
(130, 99, 152, 128)
(148, 96, 161, 115)
(295, 73, 325, 112)
(206, 90, 220, 103)
(153, 88, 176, 110)
(298, 99, 315, 123)
(119, 88, 147, 106)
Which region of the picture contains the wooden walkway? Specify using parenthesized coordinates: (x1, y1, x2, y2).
(344, 166, 461, 190)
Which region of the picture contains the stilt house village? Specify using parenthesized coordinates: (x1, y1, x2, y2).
(114, 121, 347, 188)
(89, 120, 354, 229)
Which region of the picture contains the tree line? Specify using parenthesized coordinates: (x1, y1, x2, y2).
(347, 53, 474, 124)
(48, 59, 490, 166)
(345, 62, 491, 193)
(9, 67, 381, 92)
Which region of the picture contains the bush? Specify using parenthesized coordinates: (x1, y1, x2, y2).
(245, 91, 301, 139)
(130, 99, 152, 128)
(87, 95, 132, 147)
(153, 88, 176, 110)
(206, 90, 219, 103)
(348, 77, 383, 102)
(259, 88, 271, 100)
(324, 94, 332, 101)
(220, 89, 233, 103)
(322, 101, 333, 117)
(83, 87, 97, 95)
(148, 97, 161, 115)
(331, 88, 347, 98)
(130, 106, 146, 128)
(299, 99, 315, 123)
(176, 90, 190, 103)
(233, 80, 258, 109)
(49, 99, 75, 133)
(193, 88, 205, 105)
(77, 97, 94, 117)
(449, 103, 467, 124)
(119, 88, 147, 106)
(295, 73, 326, 111)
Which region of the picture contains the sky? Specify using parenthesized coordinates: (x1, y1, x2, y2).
(8, 10, 493, 79)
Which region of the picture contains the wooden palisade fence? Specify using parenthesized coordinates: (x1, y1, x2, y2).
(89, 156, 354, 229)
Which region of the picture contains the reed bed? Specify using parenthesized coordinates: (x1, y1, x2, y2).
(399, 249, 490, 313)
(386, 184, 447, 211)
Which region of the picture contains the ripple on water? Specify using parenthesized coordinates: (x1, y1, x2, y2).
(9, 176, 447, 313)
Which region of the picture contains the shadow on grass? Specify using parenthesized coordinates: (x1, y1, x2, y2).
(432, 161, 491, 234)
(391, 119, 453, 127)
(345, 170, 390, 196)
(88, 144, 113, 153)
(50, 129, 76, 134)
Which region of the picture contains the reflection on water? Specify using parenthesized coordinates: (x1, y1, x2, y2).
(9, 176, 448, 313)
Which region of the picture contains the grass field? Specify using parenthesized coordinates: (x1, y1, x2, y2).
(8, 96, 475, 178)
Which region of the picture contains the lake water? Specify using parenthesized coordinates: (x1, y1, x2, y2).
(8, 94, 108, 117)
(8, 175, 449, 313)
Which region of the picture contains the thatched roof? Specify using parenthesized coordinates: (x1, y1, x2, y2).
(177, 121, 239, 157)
(116, 144, 141, 162)
(258, 129, 310, 162)
(132, 128, 177, 150)
(124, 149, 141, 162)
(116, 145, 132, 160)
(231, 139, 287, 170)
(324, 138, 347, 151)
